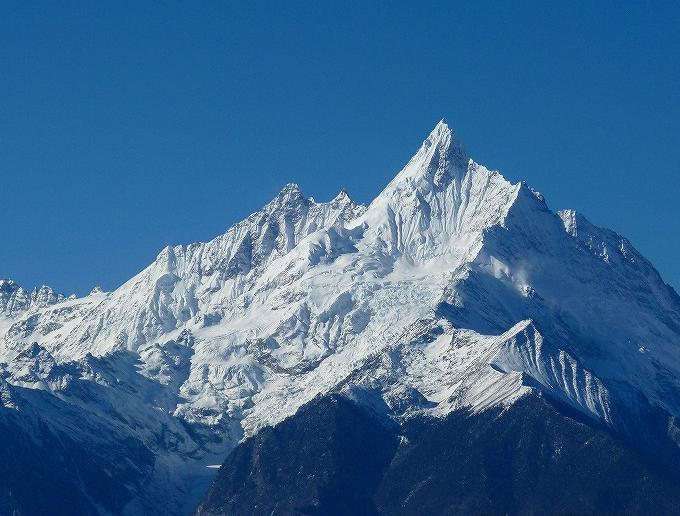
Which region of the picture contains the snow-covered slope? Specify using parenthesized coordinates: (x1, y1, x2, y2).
(2, 121, 680, 514)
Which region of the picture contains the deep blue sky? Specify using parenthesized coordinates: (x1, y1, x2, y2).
(2, 1, 679, 296)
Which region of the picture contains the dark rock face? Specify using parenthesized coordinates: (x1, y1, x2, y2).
(0, 416, 99, 516)
(196, 393, 680, 516)
(195, 395, 399, 516)
(0, 382, 155, 516)
(0, 410, 152, 516)
(376, 396, 680, 515)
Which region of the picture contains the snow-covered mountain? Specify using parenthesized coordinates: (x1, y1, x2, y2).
(2, 121, 680, 515)
(0, 279, 68, 316)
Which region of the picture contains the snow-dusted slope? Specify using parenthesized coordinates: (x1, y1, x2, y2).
(2, 121, 680, 514)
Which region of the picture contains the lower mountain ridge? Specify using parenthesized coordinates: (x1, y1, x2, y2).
(196, 392, 680, 516)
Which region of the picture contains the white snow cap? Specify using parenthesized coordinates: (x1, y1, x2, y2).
(378, 119, 469, 195)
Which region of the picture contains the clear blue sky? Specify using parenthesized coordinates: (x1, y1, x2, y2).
(2, 1, 679, 296)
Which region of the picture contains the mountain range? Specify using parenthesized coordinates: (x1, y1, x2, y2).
(2, 121, 680, 515)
